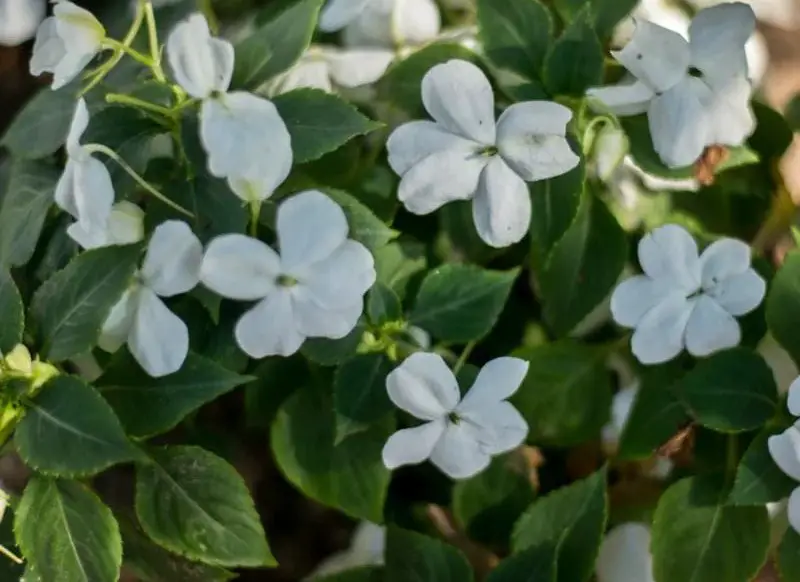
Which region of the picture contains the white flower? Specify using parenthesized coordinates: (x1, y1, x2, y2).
(99, 221, 202, 377)
(320, 0, 440, 49)
(382, 353, 529, 480)
(0, 0, 45, 47)
(55, 98, 114, 231)
(307, 522, 385, 579)
(67, 201, 144, 250)
(166, 13, 293, 198)
(768, 422, 800, 535)
(200, 190, 376, 358)
(595, 523, 655, 582)
(588, 2, 756, 168)
(30, 0, 106, 90)
(602, 384, 639, 449)
(611, 224, 765, 365)
(386, 59, 579, 248)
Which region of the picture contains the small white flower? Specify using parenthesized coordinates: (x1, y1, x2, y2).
(595, 523, 655, 582)
(768, 423, 800, 536)
(0, 0, 45, 47)
(55, 98, 114, 231)
(320, 0, 440, 49)
(588, 2, 756, 168)
(166, 13, 293, 197)
(67, 201, 144, 250)
(307, 522, 385, 579)
(99, 221, 203, 378)
(382, 353, 529, 480)
(611, 224, 765, 365)
(386, 59, 579, 248)
(30, 0, 106, 90)
(200, 190, 376, 358)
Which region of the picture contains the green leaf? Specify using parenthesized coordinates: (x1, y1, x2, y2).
(367, 282, 403, 326)
(439, 201, 499, 265)
(511, 342, 612, 446)
(273, 89, 382, 163)
(486, 545, 557, 582)
(232, 0, 324, 89)
(410, 264, 518, 343)
(379, 43, 483, 116)
(16, 477, 122, 582)
(673, 349, 777, 433)
(314, 567, 385, 582)
(323, 189, 397, 252)
(136, 445, 275, 567)
(0, 505, 24, 580)
(728, 428, 796, 505)
(651, 476, 770, 582)
(374, 240, 427, 300)
(538, 193, 626, 336)
(384, 527, 474, 582)
(476, 0, 552, 78)
(778, 527, 800, 582)
(97, 351, 253, 439)
(590, 0, 638, 40)
(244, 355, 308, 429)
(29, 244, 141, 361)
(0, 269, 23, 353)
(15, 376, 139, 477)
(0, 160, 60, 268)
(512, 468, 607, 582)
(334, 354, 394, 443)
(767, 251, 800, 367)
(272, 381, 392, 522)
(543, 9, 603, 97)
(749, 102, 794, 161)
(302, 322, 367, 366)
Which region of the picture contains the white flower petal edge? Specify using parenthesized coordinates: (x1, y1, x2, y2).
(788, 376, 800, 417)
(199, 190, 375, 358)
(611, 224, 764, 365)
(319, 0, 373, 32)
(382, 353, 529, 480)
(0, 0, 46, 47)
(67, 201, 145, 250)
(768, 422, 800, 536)
(595, 523, 655, 582)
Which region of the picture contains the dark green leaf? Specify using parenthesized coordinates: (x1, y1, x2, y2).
(0, 505, 23, 580)
(410, 264, 518, 343)
(302, 322, 366, 366)
(15, 376, 138, 477)
(314, 567, 385, 582)
(323, 189, 396, 252)
(244, 355, 308, 429)
(728, 428, 796, 505)
(767, 251, 800, 367)
(98, 351, 253, 438)
(30, 244, 141, 361)
(136, 445, 275, 567)
(334, 354, 394, 443)
(374, 240, 427, 300)
(486, 545, 557, 582)
(439, 201, 499, 265)
(16, 477, 122, 582)
(385, 527, 473, 582)
(0, 269, 23, 353)
(543, 9, 603, 97)
(749, 102, 793, 161)
(590, 0, 638, 40)
(778, 527, 800, 582)
(367, 282, 403, 325)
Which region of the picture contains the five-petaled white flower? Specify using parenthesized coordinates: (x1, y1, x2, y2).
(30, 0, 106, 90)
(200, 190, 376, 358)
(0, 0, 45, 47)
(386, 59, 579, 248)
(611, 224, 765, 365)
(320, 0, 440, 49)
(166, 13, 293, 202)
(55, 98, 114, 231)
(595, 523, 655, 582)
(588, 2, 756, 168)
(100, 221, 203, 378)
(67, 201, 145, 250)
(768, 422, 800, 536)
(382, 353, 529, 480)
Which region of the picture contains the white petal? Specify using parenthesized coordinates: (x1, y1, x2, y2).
(106, 201, 145, 246)
(200, 92, 292, 181)
(270, 56, 333, 95)
(386, 352, 460, 420)
(67, 220, 108, 250)
(51, 49, 95, 90)
(235, 290, 305, 358)
(421, 59, 496, 145)
(472, 157, 531, 248)
(128, 288, 189, 377)
(0, 0, 46, 46)
(392, 0, 441, 45)
(386, 120, 477, 176)
(768, 424, 800, 481)
(319, 0, 372, 32)
(586, 82, 655, 117)
(460, 401, 528, 455)
(141, 221, 202, 297)
(166, 13, 233, 98)
(789, 488, 800, 536)
(381, 419, 446, 470)
(72, 156, 114, 230)
(277, 190, 348, 276)
(704, 75, 755, 146)
(496, 101, 579, 182)
(699, 238, 751, 286)
(689, 2, 754, 81)
(66, 97, 88, 155)
(638, 224, 701, 292)
(326, 48, 394, 88)
(303, 240, 376, 310)
(292, 293, 362, 339)
(98, 286, 138, 353)
(684, 295, 741, 357)
(611, 275, 671, 328)
(596, 523, 654, 582)
(30, 18, 64, 77)
(631, 292, 693, 365)
(54, 162, 79, 218)
(708, 269, 765, 317)
(200, 234, 280, 301)
(398, 149, 487, 215)
(609, 386, 639, 441)
(430, 423, 491, 480)
(789, 377, 800, 417)
(227, 176, 285, 205)
(53, 1, 104, 50)
(612, 20, 690, 93)
(458, 357, 529, 413)
(648, 77, 711, 168)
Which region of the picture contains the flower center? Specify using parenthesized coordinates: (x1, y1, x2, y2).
(688, 66, 703, 78)
(277, 274, 298, 287)
(448, 412, 461, 425)
(479, 145, 498, 157)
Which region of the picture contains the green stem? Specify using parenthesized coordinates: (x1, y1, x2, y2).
(105, 93, 173, 116)
(143, 1, 167, 83)
(81, 2, 145, 94)
(199, 0, 220, 34)
(453, 341, 477, 375)
(249, 201, 261, 237)
(83, 144, 193, 218)
(103, 38, 154, 67)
